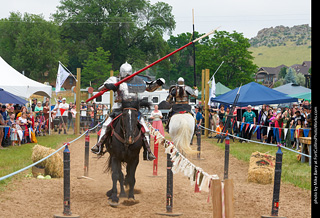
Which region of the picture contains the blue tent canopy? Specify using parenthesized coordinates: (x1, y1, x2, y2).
(0, 88, 28, 104)
(211, 82, 298, 107)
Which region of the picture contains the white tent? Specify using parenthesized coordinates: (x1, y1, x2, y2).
(0, 56, 52, 99)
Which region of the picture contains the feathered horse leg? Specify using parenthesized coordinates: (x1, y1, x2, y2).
(108, 156, 121, 206)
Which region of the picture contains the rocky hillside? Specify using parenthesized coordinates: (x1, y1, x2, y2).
(249, 24, 311, 47)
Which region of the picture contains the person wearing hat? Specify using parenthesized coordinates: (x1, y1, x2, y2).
(241, 105, 256, 141)
(58, 98, 69, 134)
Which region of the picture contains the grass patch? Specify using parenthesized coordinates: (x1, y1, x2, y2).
(205, 137, 311, 190)
(0, 134, 77, 191)
(249, 42, 311, 67)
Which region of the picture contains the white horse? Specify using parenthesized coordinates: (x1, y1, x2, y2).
(169, 113, 198, 154)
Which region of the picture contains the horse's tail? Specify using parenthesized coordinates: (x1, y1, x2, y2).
(170, 114, 198, 155)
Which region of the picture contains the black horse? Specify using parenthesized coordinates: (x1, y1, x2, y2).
(104, 99, 150, 206)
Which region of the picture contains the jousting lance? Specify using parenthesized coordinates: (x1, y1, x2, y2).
(86, 27, 219, 103)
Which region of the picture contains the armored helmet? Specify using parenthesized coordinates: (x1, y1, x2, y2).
(177, 77, 185, 86)
(120, 62, 132, 78)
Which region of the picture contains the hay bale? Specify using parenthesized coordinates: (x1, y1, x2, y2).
(247, 151, 275, 184)
(31, 144, 63, 178)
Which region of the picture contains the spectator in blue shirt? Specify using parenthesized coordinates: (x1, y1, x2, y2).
(0, 105, 8, 124)
(195, 106, 203, 127)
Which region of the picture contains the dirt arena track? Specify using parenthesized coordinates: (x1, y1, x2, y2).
(0, 135, 311, 218)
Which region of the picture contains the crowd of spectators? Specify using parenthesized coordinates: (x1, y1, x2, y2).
(202, 100, 312, 149)
(0, 96, 109, 149)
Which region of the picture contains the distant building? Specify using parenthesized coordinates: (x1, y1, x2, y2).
(255, 64, 288, 87)
(255, 61, 311, 88)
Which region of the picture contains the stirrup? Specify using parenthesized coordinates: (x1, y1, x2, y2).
(146, 151, 156, 161)
(91, 144, 102, 155)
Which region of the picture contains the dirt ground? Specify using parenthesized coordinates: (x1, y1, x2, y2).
(0, 134, 311, 218)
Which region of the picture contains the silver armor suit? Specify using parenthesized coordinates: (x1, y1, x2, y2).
(167, 85, 198, 104)
(92, 62, 164, 159)
(166, 77, 198, 104)
(98, 76, 165, 144)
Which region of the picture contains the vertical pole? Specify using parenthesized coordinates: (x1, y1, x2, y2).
(224, 179, 234, 218)
(224, 134, 230, 180)
(204, 69, 210, 137)
(196, 126, 201, 159)
(63, 144, 71, 215)
(156, 153, 182, 216)
(271, 146, 283, 216)
(166, 153, 173, 212)
(84, 130, 90, 177)
(110, 70, 114, 113)
(153, 136, 159, 176)
(192, 9, 196, 87)
(201, 70, 205, 106)
(212, 179, 222, 218)
(54, 144, 80, 218)
(75, 68, 81, 135)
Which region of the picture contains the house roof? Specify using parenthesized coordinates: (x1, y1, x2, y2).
(290, 61, 311, 75)
(257, 64, 288, 76)
(256, 61, 311, 76)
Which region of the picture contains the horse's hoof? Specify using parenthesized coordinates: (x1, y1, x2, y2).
(108, 200, 120, 207)
(122, 198, 139, 206)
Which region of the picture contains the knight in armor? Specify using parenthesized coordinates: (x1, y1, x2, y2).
(166, 77, 198, 130)
(91, 62, 165, 160)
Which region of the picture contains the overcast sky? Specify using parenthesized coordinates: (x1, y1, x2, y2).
(0, 0, 311, 39)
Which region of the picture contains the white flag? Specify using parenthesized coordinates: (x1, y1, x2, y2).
(55, 63, 69, 93)
(208, 75, 216, 106)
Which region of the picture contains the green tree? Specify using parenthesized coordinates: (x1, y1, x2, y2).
(278, 67, 287, 79)
(295, 72, 305, 87)
(284, 67, 297, 84)
(82, 47, 113, 87)
(53, 0, 175, 73)
(0, 12, 67, 81)
(197, 31, 257, 88)
(156, 31, 209, 87)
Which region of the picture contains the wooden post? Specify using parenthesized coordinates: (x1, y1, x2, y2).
(75, 68, 81, 135)
(201, 69, 205, 106)
(204, 69, 210, 137)
(224, 179, 234, 218)
(110, 70, 114, 112)
(211, 179, 222, 218)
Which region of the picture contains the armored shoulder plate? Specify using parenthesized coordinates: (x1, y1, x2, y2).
(185, 86, 195, 96)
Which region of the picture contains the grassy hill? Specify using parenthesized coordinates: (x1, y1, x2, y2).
(249, 42, 311, 67)
(248, 24, 311, 67)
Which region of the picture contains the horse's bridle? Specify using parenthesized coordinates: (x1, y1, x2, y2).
(112, 107, 141, 145)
